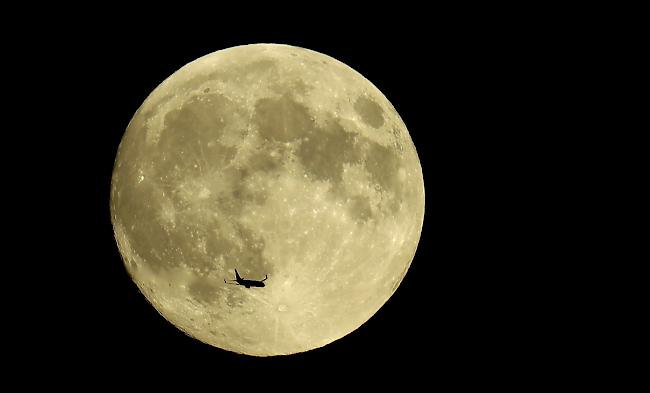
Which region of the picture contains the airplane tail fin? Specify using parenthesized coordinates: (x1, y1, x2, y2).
(235, 269, 242, 281)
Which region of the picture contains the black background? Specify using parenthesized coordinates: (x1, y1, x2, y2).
(18, 10, 562, 385)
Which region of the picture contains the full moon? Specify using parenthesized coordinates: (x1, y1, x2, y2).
(110, 44, 424, 356)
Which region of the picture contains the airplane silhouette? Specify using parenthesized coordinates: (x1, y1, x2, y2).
(224, 269, 268, 288)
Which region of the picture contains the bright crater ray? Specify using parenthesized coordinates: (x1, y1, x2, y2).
(110, 44, 425, 356)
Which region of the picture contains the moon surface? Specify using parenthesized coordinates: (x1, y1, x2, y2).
(110, 44, 424, 356)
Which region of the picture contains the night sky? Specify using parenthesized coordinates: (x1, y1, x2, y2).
(23, 11, 548, 384)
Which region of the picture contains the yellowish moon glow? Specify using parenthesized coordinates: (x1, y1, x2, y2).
(110, 44, 424, 356)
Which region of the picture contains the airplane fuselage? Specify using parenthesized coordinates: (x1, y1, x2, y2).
(238, 279, 265, 288)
